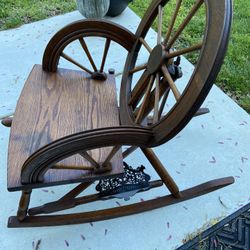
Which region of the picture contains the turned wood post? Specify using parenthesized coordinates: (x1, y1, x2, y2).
(17, 190, 32, 221)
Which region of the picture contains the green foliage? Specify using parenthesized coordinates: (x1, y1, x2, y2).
(0, 0, 76, 30)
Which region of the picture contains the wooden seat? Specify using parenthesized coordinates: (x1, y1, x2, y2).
(8, 65, 123, 191)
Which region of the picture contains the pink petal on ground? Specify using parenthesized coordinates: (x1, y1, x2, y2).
(80, 234, 86, 240)
(65, 240, 69, 247)
(116, 201, 121, 207)
(241, 157, 248, 163)
(166, 235, 172, 241)
(209, 156, 216, 163)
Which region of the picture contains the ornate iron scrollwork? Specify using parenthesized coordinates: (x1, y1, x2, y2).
(96, 162, 151, 200)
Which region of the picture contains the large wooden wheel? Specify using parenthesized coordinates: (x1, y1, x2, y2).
(120, 0, 232, 145)
(43, 19, 136, 80)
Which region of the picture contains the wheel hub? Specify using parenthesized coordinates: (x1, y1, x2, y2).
(147, 44, 166, 74)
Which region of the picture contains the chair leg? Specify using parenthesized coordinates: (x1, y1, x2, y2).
(17, 190, 32, 221)
(141, 148, 180, 198)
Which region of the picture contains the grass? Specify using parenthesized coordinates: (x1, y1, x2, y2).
(0, 0, 76, 30)
(0, 0, 249, 113)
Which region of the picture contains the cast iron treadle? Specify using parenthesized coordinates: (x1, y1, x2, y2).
(96, 162, 151, 201)
(178, 203, 250, 250)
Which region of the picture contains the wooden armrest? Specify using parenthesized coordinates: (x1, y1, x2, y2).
(21, 126, 154, 184)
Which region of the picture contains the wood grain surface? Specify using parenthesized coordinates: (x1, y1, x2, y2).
(8, 65, 123, 191)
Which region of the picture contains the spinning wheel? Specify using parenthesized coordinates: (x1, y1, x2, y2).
(120, 0, 232, 144)
(3, 0, 234, 228)
(42, 20, 136, 80)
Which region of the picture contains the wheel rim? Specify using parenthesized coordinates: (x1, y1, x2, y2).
(120, 0, 232, 145)
(42, 20, 136, 80)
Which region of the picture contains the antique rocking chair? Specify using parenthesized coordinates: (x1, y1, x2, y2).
(2, 0, 234, 227)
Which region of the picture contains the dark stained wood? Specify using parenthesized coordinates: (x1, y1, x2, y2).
(166, 0, 204, 50)
(8, 177, 234, 227)
(166, 43, 203, 58)
(1, 117, 13, 127)
(120, 0, 233, 145)
(28, 180, 163, 216)
(20, 126, 153, 185)
(129, 71, 150, 107)
(17, 190, 32, 221)
(43, 19, 136, 72)
(139, 37, 152, 53)
(61, 52, 93, 75)
(164, 0, 182, 45)
(78, 37, 98, 72)
(141, 148, 180, 197)
(5, 0, 234, 228)
(135, 75, 155, 124)
(8, 65, 124, 191)
(100, 38, 111, 72)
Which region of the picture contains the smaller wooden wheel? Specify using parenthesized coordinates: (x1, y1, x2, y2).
(120, 0, 232, 145)
(43, 19, 136, 80)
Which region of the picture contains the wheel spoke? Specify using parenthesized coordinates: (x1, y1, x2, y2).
(122, 146, 138, 158)
(158, 87, 170, 118)
(135, 75, 155, 124)
(161, 65, 181, 101)
(129, 70, 150, 107)
(79, 151, 100, 169)
(157, 5, 163, 44)
(166, 43, 203, 59)
(129, 63, 147, 74)
(153, 73, 160, 123)
(61, 52, 93, 75)
(100, 38, 111, 72)
(164, 0, 182, 45)
(103, 145, 120, 166)
(166, 0, 204, 50)
(134, 77, 168, 121)
(52, 165, 95, 171)
(139, 37, 152, 53)
(79, 38, 98, 72)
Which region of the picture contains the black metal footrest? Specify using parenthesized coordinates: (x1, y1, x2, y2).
(96, 162, 151, 200)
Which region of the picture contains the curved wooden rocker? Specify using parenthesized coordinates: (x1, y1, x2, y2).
(3, 0, 234, 228)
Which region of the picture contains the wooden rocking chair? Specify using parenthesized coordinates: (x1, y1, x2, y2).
(2, 0, 234, 227)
